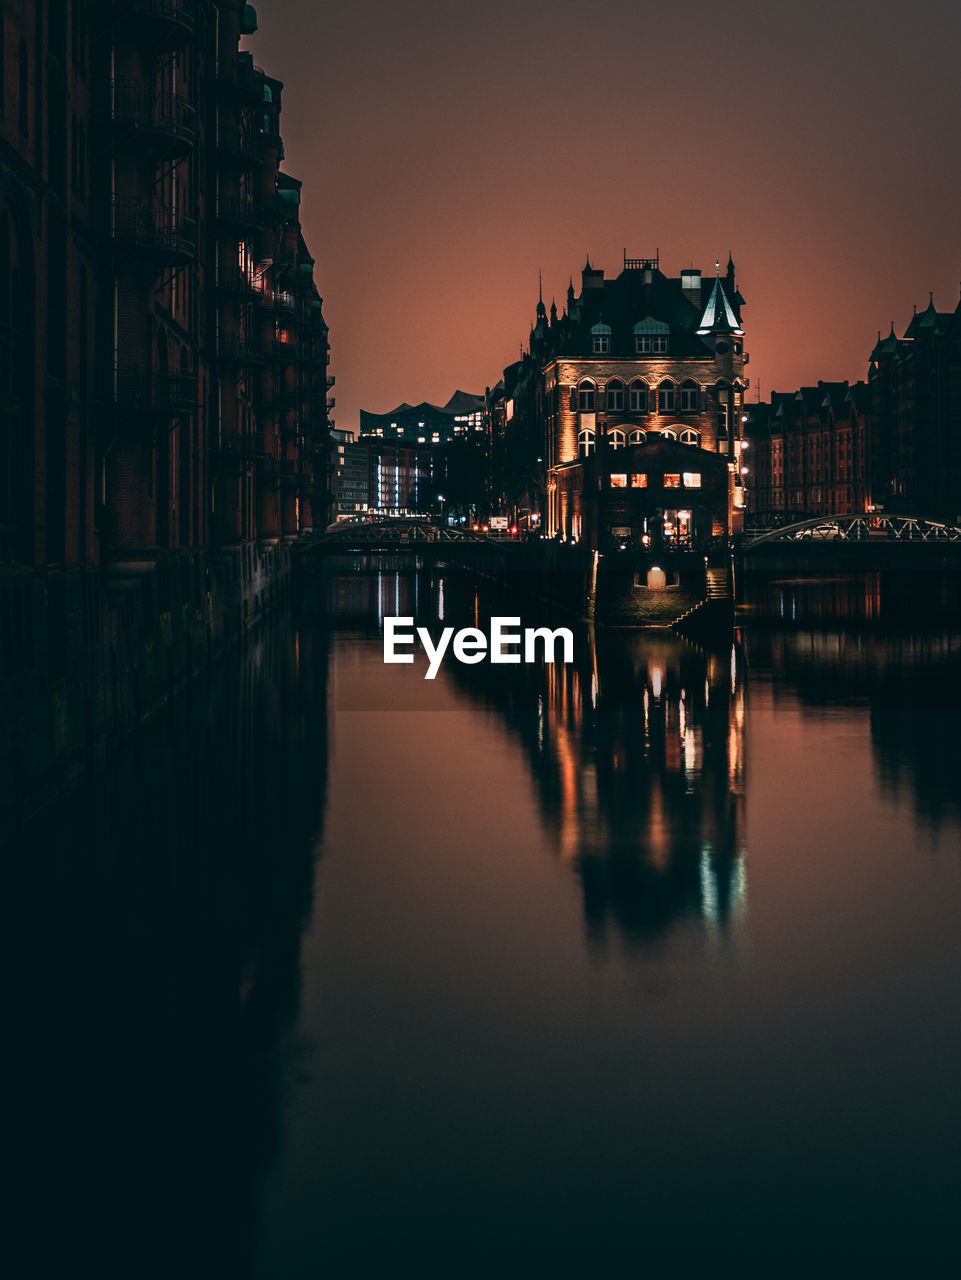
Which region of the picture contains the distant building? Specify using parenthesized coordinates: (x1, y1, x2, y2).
(743, 382, 869, 526)
(330, 429, 370, 521)
(868, 296, 961, 520)
(367, 442, 435, 517)
(498, 253, 749, 549)
(359, 390, 487, 446)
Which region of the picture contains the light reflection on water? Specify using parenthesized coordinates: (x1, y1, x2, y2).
(8, 564, 961, 1277)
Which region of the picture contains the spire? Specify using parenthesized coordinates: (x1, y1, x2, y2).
(697, 269, 743, 335)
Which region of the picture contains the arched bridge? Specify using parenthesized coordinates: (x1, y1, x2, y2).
(320, 519, 497, 551)
(745, 514, 961, 547)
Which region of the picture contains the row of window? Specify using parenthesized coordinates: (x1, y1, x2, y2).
(576, 381, 724, 413)
(592, 335, 669, 355)
(609, 472, 703, 489)
(578, 427, 700, 455)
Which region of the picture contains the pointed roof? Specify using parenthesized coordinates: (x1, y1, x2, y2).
(696, 265, 743, 335)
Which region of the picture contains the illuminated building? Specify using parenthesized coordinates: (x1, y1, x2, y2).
(330, 429, 370, 520)
(503, 253, 749, 547)
(359, 390, 487, 446)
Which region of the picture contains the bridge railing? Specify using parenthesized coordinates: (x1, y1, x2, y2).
(744, 514, 961, 548)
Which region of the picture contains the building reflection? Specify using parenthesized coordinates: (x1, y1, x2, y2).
(5, 621, 331, 1280)
(745, 624, 961, 829)
(420, 563, 749, 952)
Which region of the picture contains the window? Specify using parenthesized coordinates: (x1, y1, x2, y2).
(680, 429, 699, 446)
(609, 428, 625, 449)
(629, 380, 647, 412)
(577, 381, 595, 412)
(610, 473, 628, 488)
(606, 379, 624, 411)
(663, 473, 681, 488)
(658, 382, 675, 412)
(578, 427, 595, 457)
(591, 323, 611, 355)
(629, 429, 646, 445)
(635, 334, 669, 354)
(660, 428, 677, 441)
(682, 472, 702, 488)
(19, 40, 28, 133)
(680, 382, 699, 412)
(631, 473, 648, 488)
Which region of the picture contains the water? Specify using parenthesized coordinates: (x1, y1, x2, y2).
(8, 564, 961, 1276)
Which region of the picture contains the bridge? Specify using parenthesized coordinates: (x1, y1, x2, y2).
(741, 513, 961, 570)
(318, 519, 499, 552)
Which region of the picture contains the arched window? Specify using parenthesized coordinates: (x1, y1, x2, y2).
(680, 429, 699, 446)
(657, 380, 676, 412)
(629, 379, 648, 413)
(578, 426, 595, 457)
(606, 379, 624, 411)
(660, 428, 678, 441)
(577, 380, 595, 412)
(680, 380, 699, 412)
(629, 429, 646, 446)
(609, 428, 625, 450)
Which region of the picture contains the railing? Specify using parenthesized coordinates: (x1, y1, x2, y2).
(219, 431, 265, 460)
(114, 368, 197, 415)
(110, 0, 197, 36)
(216, 335, 265, 364)
(215, 197, 263, 230)
(744, 513, 961, 546)
(216, 264, 258, 297)
(215, 126, 261, 167)
(111, 81, 197, 148)
(112, 199, 197, 259)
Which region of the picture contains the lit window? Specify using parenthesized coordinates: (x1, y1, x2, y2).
(578, 381, 596, 412)
(629, 429, 646, 445)
(629, 381, 648, 412)
(606, 380, 624, 411)
(682, 472, 702, 487)
(631, 473, 647, 488)
(658, 382, 675, 412)
(609, 428, 625, 450)
(663, 473, 681, 488)
(610, 473, 628, 488)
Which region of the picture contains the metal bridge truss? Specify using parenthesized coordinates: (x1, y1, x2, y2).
(322, 519, 494, 546)
(745, 514, 961, 547)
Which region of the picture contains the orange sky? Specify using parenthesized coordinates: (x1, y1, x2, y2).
(248, 0, 961, 428)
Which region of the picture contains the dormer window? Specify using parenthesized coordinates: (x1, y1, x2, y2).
(680, 429, 700, 447)
(591, 322, 611, 355)
(606, 379, 624, 411)
(629, 429, 646, 445)
(634, 318, 670, 355)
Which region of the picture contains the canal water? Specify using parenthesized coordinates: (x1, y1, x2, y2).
(8, 563, 961, 1276)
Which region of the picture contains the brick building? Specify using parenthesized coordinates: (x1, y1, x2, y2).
(0, 1, 331, 813)
(500, 253, 749, 550)
(743, 381, 869, 526)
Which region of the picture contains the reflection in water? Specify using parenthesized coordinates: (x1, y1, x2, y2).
(5, 624, 330, 1280)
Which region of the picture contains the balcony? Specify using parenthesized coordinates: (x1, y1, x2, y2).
(215, 197, 263, 233)
(216, 264, 258, 298)
(110, 82, 196, 155)
(112, 199, 197, 263)
(108, 0, 197, 44)
(255, 288, 297, 315)
(219, 430, 265, 461)
(215, 126, 262, 170)
(114, 368, 197, 416)
(216, 335, 265, 365)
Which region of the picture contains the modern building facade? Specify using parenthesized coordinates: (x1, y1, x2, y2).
(501, 253, 749, 549)
(359, 390, 486, 446)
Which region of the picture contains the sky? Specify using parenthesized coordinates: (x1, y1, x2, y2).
(246, 0, 961, 429)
